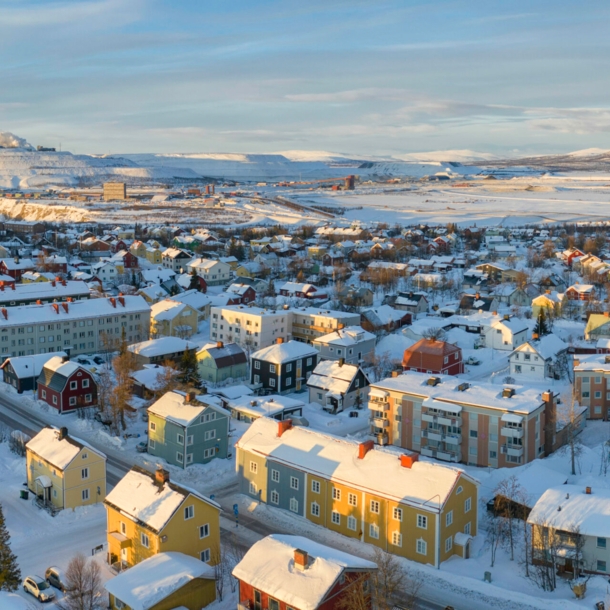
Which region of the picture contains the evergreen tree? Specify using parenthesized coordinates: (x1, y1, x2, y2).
(179, 348, 201, 387)
(0, 503, 21, 591)
(534, 309, 550, 336)
(188, 269, 200, 292)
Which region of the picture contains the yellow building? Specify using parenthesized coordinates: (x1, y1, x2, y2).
(129, 241, 147, 258)
(26, 426, 107, 511)
(105, 551, 216, 610)
(151, 300, 198, 338)
(532, 291, 564, 319)
(103, 182, 127, 201)
(236, 418, 478, 567)
(21, 271, 51, 283)
(145, 247, 163, 265)
(104, 466, 221, 569)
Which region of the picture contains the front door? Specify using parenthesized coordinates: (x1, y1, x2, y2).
(120, 548, 127, 565)
(254, 590, 261, 610)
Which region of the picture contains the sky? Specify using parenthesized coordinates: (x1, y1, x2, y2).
(1, 0, 610, 157)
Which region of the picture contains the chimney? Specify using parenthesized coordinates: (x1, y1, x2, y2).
(61, 303, 68, 313)
(10, 283, 14, 290)
(532, 332, 539, 340)
(278, 419, 293, 437)
(492, 311, 497, 316)
(51, 280, 56, 287)
(52, 303, 59, 314)
(58, 427, 68, 441)
(118, 296, 125, 307)
(586, 486, 592, 495)
(605, 312, 610, 318)
(55, 276, 61, 282)
(294, 549, 309, 571)
(502, 387, 515, 398)
(185, 391, 197, 403)
(358, 440, 375, 459)
(276, 337, 284, 344)
(503, 314, 510, 320)
(400, 453, 419, 468)
(338, 357, 344, 367)
(217, 341, 224, 349)
(392, 370, 400, 377)
(155, 467, 170, 487)
(36, 299, 42, 305)
(109, 297, 116, 308)
(250, 400, 258, 407)
(0, 308, 6, 320)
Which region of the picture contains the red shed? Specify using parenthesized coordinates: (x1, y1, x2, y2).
(37, 356, 97, 414)
(402, 338, 464, 375)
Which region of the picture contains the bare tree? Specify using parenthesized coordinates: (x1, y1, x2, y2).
(364, 351, 395, 382)
(211, 543, 225, 601)
(422, 327, 447, 342)
(56, 554, 104, 610)
(223, 534, 246, 594)
(494, 475, 528, 561)
(558, 388, 583, 476)
(336, 573, 371, 610)
(484, 511, 503, 568)
(528, 519, 559, 592)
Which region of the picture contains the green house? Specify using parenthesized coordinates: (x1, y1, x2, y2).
(196, 342, 248, 385)
(147, 390, 229, 467)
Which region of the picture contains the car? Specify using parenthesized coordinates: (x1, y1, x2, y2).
(136, 441, 148, 453)
(465, 356, 481, 366)
(23, 575, 56, 602)
(45, 566, 66, 591)
(94, 411, 113, 426)
(92, 356, 104, 365)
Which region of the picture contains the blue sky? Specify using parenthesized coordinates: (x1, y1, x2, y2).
(1, 0, 609, 156)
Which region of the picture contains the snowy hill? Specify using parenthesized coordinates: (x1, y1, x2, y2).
(396, 149, 501, 163)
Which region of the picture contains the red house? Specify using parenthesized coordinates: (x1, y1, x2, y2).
(565, 283, 595, 301)
(112, 250, 139, 269)
(37, 356, 97, 414)
(226, 283, 256, 304)
(563, 247, 585, 267)
(402, 338, 464, 375)
(0, 258, 35, 281)
(278, 281, 327, 300)
(233, 535, 376, 610)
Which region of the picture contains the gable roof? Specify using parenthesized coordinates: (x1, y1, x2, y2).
(38, 356, 88, 392)
(105, 552, 215, 610)
(252, 340, 318, 364)
(307, 360, 366, 396)
(105, 466, 220, 533)
(198, 342, 247, 368)
(232, 535, 376, 610)
(26, 426, 105, 470)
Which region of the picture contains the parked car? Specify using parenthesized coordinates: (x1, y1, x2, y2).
(23, 575, 56, 602)
(45, 566, 66, 591)
(465, 356, 481, 365)
(94, 411, 112, 426)
(136, 441, 148, 453)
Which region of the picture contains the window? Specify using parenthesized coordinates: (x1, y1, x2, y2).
(41, 390, 46, 399)
(271, 469, 280, 483)
(120, 521, 126, 535)
(332, 487, 341, 501)
(249, 482, 257, 495)
(85, 394, 92, 403)
(286, 362, 292, 373)
(204, 430, 216, 441)
(269, 378, 276, 388)
(445, 536, 453, 553)
(270, 490, 279, 504)
(269, 599, 280, 610)
(393, 507, 403, 521)
(184, 505, 194, 520)
(446, 510, 453, 526)
(200, 549, 211, 563)
(149, 439, 156, 450)
(595, 391, 602, 399)
(456, 486, 463, 494)
(81, 467, 89, 479)
(186, 453, 193, 464)
(348, 493, 357, 507)
(82, 379, 89, 388)
(286, 377, 292, 386)
(269, 364, 276, 374)
(469, 430, 478, 438)
(141, 532, 150, 548)
(464, 522, 471, 535)
(177, 433, 184, 444)
(370, 500, 380, 514)
(369, 524, 379, 539)
(469, 446, 477, 456)
(392, 532, 402, 547)
(465, 497, 472, 513)
(416, 539, 427, 555)
(289, 498, 298, 513)
(250, 461, 258, 474)
(81, 488, 89, 501)
(598, 537, 607, 549)
(254, 361, 260, 369)
(417, 514, 428, 529)
(53, 396, 57, 405)
(311, 502, 320, 517)
(187, 435, 194, 446)
(311, 480, 320, 493)
(331, 511, 341, 525)
(582, 391, 590, 398)
(176, 452, 183, 463)
(69, 396, 77, 406)
(150, 422, 156, 431)
(490, 450, 497, 458)
(70, 380, 77, 390)
(290, 476, 299, 490)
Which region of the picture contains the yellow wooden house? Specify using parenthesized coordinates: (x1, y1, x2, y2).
(104, 466, 221, 569)
(26, 426, 107, 511)
(129, 241, 148, 258)
(145, 247, 163, 265)
(151, 300, 198, 339)
(105, 552, 216, 610)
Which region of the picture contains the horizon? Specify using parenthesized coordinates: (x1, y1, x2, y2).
(2, 0, 610, 156)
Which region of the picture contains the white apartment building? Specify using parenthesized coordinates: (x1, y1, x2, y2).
(187, 258, 232, 286)
(290, 307, 360, 343)
(0, 295, 151, 358)
(210, 305, 290, 350)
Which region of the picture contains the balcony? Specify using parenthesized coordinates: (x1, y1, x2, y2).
(368, 399, 390, 411)
(501, 426, 524, 439)
(372, 417, 389, 428)
(375, 432, 389, 446)
(421, 412, 462, 427)
(422, 428, 462, 445)
(421, 445, 462, 463)
(501, 444, 524, 457)
(422, 429, 443, 442)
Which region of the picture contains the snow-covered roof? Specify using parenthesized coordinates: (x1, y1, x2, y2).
(42, 355, 80, 377)
(1, 351, 67, 378)
(105, 552, 215, 610)
(128, 336, 196, 358)
(514, 335, 568, 360)
(148, 391, 215, 426)
(105, 467, 220, 532)
(306, 360, 364, 395)
(232, 535, 377, 610)
(26, 427, 105, 470)
(169, 289, 211, 310)
(236, 418, 475, 510)
(151, 299, 190, 321)
(252, 340, 318, 364)
(228, 395, 304, 418)
(313, 326, 374, 347)
(528, 485, 610, 537)
(372, 371, 545, 415)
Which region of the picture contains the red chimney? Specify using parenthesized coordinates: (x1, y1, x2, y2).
(52, 303, 59, 314)
(278, 419, 293, 437)
(294, 549, 308, 571)
(109, 297, 116, 308)
(118, 296, 125, 307)
(358, 440, 375, 459)
(0, 308, 7, 320)
(10, 283, 14, 290)
(61, 303, 68, 313)
(400, 453, 419, 468)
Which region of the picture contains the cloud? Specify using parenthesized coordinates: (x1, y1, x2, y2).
(0, 131, 32, 148)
